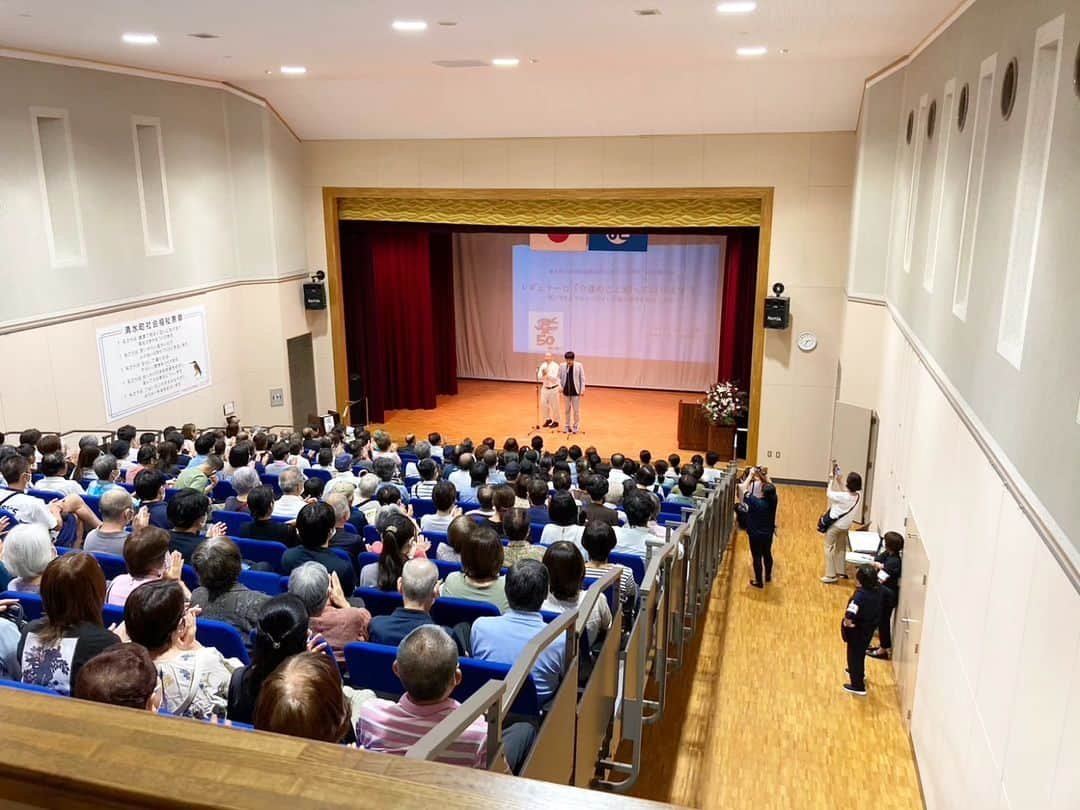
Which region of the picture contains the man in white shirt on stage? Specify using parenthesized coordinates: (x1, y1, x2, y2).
(558, 351, 586, 435)
(537, 352, 561, 428)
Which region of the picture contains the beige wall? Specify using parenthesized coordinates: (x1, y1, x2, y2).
(0, 55, 316, 434)
(303, 132, 855, 480)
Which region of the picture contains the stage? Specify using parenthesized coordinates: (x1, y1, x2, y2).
(367, 379, 704, 459)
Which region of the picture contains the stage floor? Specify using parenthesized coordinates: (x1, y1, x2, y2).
(368, 379, 701, 459)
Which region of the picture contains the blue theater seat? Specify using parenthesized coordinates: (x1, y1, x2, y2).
(430, 596, 500, 627)
(306, 468, 332, 483)
(239, 568, 287, 595)
(230, 537, 287, 572)
(352, 587, 403, 617)
(195, 619, 250, 664)
(212, 510, 253, 537)
(609, 552, 646, 585)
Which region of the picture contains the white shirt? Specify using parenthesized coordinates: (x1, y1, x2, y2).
(0, 489, 58, 531)
(608, 469, 630, 487)
(613, 525, 653, 558)
(32, 477, 84, 497)
(827, 481, 860, 530)
(448, 469, 471, 492)
(420, 513, 453, 535)
(701, 467, 721, 484)
(543, 590, 612, 647)
(271, 494, 307, 519)
(537, 360, 560, 386)
(540, 524, 586, 558)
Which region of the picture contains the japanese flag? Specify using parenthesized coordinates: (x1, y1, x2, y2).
(529, 233, 587, 252)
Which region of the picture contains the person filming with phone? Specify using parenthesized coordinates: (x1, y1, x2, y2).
(819, 460, 862, 584)
(738, 466, 778, 589)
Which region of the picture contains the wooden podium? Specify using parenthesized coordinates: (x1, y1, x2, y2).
(676, 400, 737, 460)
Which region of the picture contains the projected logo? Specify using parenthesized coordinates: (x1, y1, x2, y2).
(529, 311, 563, 350)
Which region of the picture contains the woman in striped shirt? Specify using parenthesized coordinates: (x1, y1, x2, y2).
(581, 520, 638, 624)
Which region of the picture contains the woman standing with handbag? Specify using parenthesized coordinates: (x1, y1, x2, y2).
(819, 461, 861, 584)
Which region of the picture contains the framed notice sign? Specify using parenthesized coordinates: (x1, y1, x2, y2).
(96, 306, 212, 421)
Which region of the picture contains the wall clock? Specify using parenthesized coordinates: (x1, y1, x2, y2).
(797, 331, 818, 352)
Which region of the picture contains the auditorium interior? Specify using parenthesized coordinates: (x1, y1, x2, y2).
(1, 0, 1078, 807)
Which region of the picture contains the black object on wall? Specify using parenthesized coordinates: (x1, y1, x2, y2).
(764, 282, 790, 330)
(303, 283, 327, 309)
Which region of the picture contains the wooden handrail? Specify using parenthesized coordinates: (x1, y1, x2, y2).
(0, 687, 668, 809)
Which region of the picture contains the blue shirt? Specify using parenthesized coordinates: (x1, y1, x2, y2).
(470, 610, 565, 707)
(375, 481, 410, 504)
(186, 454, 208, 470)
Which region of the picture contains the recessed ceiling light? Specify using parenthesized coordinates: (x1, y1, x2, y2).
(122, 32, 158, 45)
(437, 20, 457, 27)
(634, 8, 663, 15)
(779, 48, 789, 55)
(187, 32, 220, 39)
(280, 65, 307, 75)
(736, 46, 767, 56)
(716, 1, 757, 13)
(491, 57, 520, 67)
(392, 20, 428, 32)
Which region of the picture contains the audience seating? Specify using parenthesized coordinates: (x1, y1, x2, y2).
(238, 568, 287, 595)
(259, 474, 282, 497)
(306, 468, 332, 483)
(212, 480, 237, 501)
(82, 493, 102, 518)
(530, 523, 545, 544)
(344, 641, 542, 716)
(231, 537, 287, 571)
(609, 552, 646, 585)
(0, 678, 59, 697)
(26, 488, 62, 503)
(411, 498, 436, 520)
(195, 619, 250, 664)
(212, 510, 253, 536)
(430, 596, 500, 627)
(352, 587, 402, 617)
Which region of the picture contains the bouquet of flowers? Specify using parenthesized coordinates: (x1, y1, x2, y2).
(701, 380, 746, 426)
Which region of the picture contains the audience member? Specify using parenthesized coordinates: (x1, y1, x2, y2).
(581, 475, 621, 528)
(222, 466, 259, 513)
(539, 491, 585, 552)
(281, 502, 356, 595)
(441, 526, 508, 612)
(420, 481, 458, 536)
(18, 553, 119, 695)
(124, 444, 158, 485)
(288, 561, 371, 660)
(272, 467, 308, 519)
(613, 490, 654, 557)
(227, 594, 314, 724)
(71, 445, 102, 482)
(125, 579, 237, 719)
(354, 473, 381, 525)
(665, 474, 698, 507)
(368, 559, 439, 646)
(502, 507, 545, 567)
(175, 453, 222, 495)
(526, 478, 551, 526)
(581, 521, 637, 622)
(84, 488, 145, 556)
(185, 433, 217, 470)
(471, 560, 565, 707)
(373, 457, 409, 503)
(33, 452, 83, 496)
(85, 453, 122, 497)
(72, 642, 161, 711)
(166, 490, 226, 563)
(739, 468, 778, 589)
(542, 541, 612, 646)
(190, 537, 268, 640)
(358, 511, 424, 591)
(254, 652, 352, 743)
(239, 485, 300, 547)
(0, 454, 100, 540)
(357, 625, 533, 773)
(447, 452, 473, 492)
(106, 526, 188, 606)
(410, 458, 438, 500)
(134, 468, 171, 529)
(324, 492, 366, 560)
(437, 514, 472, 563)
(2, 524, 55, 593)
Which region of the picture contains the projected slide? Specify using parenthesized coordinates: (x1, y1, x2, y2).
(512, 244, 721, 363)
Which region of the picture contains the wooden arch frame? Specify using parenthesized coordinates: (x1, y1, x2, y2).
(321, 186, 774, 464)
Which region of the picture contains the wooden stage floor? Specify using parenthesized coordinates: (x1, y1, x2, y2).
(370, 379, 703, 459)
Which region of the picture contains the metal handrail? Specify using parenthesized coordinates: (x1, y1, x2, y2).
(405, 680, 506, 771)
(500, 607, 578, 717)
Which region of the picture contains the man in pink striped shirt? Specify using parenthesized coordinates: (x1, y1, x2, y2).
(355, 625, 534, 773)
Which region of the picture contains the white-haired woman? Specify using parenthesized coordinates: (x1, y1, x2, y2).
(223, 466, 260, 513)
(2, 524, 56, 593)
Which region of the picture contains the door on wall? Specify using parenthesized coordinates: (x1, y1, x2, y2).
(286, 333, 317, 429)
(894, 510, 929, 729)
(829, 402, 874, 522)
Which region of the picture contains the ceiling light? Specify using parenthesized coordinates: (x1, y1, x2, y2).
(188, 33, 220, 40)
(736, 46, 767, 56)
(779, 48, 789, 54)
(716, 1, 757, 12)
(491, 58, 520, 67)
(279, 65, 307, 75)
(634, 8, 663, 15)
(122, 32, 158, 45)
(392, 20, 428, 32)
(437, 20, 458, 27)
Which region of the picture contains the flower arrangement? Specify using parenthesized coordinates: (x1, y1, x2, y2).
(701, 381, 746, 426)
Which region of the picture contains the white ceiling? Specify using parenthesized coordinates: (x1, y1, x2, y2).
(0, 0, 956, 140)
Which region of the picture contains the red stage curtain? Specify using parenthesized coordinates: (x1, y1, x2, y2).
(339, 227, 457, 422)
(716, 228, 759, 390)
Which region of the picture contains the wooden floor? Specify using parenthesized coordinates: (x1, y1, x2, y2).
(370, 380, 696, 458)
(630, 485, 924, 810)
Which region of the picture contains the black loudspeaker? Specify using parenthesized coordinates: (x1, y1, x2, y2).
(764, 296, 790, 329)
(303, 283, 327, 310)
(348, 373, 366, 424)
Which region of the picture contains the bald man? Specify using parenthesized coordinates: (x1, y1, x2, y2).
(536, 352, 561, 428)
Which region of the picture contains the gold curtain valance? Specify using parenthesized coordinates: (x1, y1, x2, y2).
(337, 192, 762, 228)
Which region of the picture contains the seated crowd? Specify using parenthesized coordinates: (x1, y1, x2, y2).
(0, 423, 719, 771)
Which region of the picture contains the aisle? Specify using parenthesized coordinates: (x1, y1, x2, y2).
(632, 485, 924, 809)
